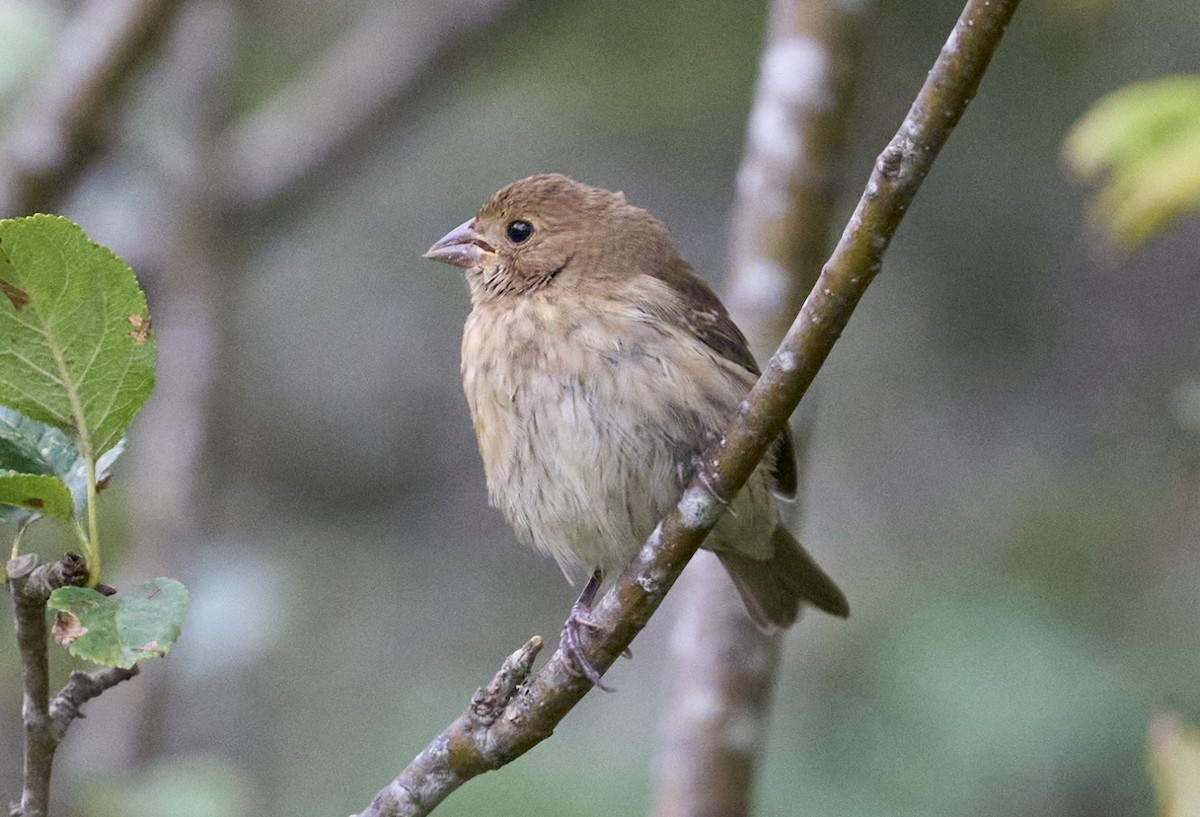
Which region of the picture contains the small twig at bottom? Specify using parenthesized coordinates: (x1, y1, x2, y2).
(48, 667, 141, 740)
(354, 637, 542, 817)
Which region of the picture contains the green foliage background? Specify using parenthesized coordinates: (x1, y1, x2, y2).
(2, 0, 1199, 815)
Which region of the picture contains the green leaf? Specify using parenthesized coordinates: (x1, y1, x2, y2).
(0, 215, 155, 457)
(0, 471, 72, 521)
(1064, 75, 1200, 247)
(0, 405, 125, 525)
(76, 758, 249, 817)
(47, 578, 189, 669)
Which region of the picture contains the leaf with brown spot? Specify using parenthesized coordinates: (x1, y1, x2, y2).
(52, 611, 88, 646)
(0, 215, 156, 457)
(129, 313, 151, 344)
(0, 278, 29, 310)
(0, 469, 73, 521)
(46, 578, 188, 668)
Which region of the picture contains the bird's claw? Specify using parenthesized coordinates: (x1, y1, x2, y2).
(691, 453, 734, 515)
(561, 603, 614, 692)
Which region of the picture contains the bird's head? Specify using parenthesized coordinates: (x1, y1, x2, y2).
(424, 173, 678, 304)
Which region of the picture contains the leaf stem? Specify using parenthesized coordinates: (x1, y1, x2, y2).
(11, 521, 26, 560)
(84, 457, 100, 585)
(45, 316, 102, 584)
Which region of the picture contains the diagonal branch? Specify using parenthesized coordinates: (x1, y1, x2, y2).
(0, 0, 185, 216)
(353, 0, 1020, 814)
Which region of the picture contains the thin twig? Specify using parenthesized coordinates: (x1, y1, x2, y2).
(356, 638, 543, 816)
(9, 557, 54, 817)
(0, 0, 184, 216)
(6, 553, 89, 817)
(48, 667, 141, 739)
(353, 1, 1020, 813)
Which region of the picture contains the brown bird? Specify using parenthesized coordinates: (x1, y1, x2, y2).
(425, 174, 847, 687)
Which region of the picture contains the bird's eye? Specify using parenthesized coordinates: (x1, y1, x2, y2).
(506, 220, 533, 244)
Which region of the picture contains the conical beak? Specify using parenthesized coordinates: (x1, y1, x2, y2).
(423, 219, 493, 269)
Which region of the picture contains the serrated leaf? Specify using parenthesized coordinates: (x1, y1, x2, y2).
(0, 405, 125, 523)
(1064, 75, 1200, 247)
(47, 578, 188, 669)
(0, 471, 72, 521)
(0, 215, 155, 457)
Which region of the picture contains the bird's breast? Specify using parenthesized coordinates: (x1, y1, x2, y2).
(459, 286, 775, 579)
(461, 292, 689, 572)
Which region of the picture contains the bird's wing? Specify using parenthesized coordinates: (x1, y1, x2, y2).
(646, 259, 799, 500)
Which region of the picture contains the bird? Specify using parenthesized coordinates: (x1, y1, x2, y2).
(424, 173, 848, 687)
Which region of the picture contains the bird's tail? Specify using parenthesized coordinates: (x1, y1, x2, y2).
(716, 525, 849, 632)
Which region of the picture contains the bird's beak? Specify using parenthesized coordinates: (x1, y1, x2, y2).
(423, 219, 494, 269)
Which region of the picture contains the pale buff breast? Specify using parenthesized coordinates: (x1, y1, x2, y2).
(461, 280, 779, 582)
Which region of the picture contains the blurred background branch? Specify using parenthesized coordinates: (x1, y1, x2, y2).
(653, 0, 865, 812)
(0, 0, 183, 216)
(64, 0, 239, 778)
(215, 0, 521, 209)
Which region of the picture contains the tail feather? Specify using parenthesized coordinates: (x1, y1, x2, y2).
(717, 526, 849, 632)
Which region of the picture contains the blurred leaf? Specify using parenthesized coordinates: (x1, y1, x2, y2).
(1053, 0, 1117, 10)
(0, 405, 125, 525)
(76, 757, 247, 817)
(47, 578, 189, 669)
(1064, 76, 1200, 247)
(1148, 715, 1200, 817)
(0, 214, 155, 457)
(1171, 380, 1200, 435)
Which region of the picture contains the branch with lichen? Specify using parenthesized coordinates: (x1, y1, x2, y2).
(653, 0, 866, 813)
(6, 553, 140, 817)
(352, 0, 1020, 814)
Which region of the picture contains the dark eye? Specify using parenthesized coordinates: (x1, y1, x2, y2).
(506, 220, 533, 244)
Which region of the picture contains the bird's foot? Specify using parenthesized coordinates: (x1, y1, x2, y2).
(559, 571, 631, 692)
(690, 452, 734, 515)
(560, 602, 614, 692)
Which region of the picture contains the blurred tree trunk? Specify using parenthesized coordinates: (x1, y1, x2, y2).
(63, 0, 235, 772)
(652, 0, 864, 814)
